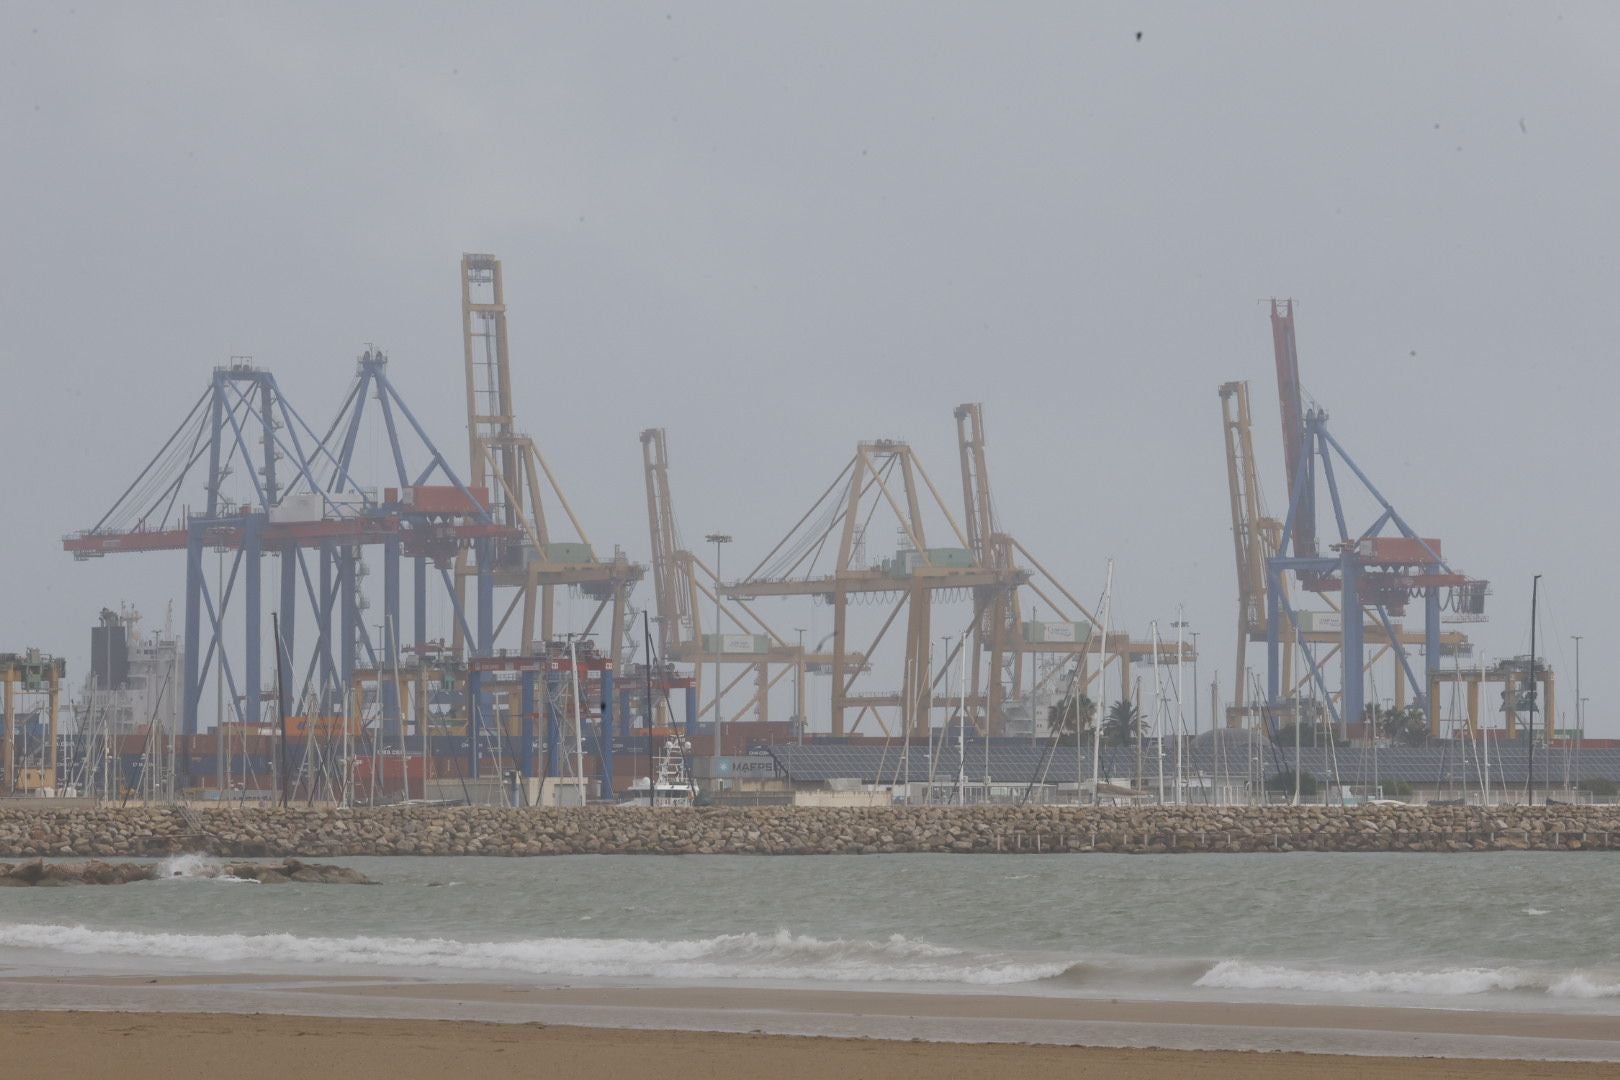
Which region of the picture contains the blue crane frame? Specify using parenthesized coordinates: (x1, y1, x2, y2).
(67, 351, 514, 784)
(1264, 407, 1480, 736)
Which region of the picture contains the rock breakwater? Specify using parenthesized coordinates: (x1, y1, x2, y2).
(1, 803, 1618, 858)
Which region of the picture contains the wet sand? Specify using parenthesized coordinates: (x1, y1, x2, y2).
(3, 971, 1620, 1067)
(1, 1008, 1616, 1080)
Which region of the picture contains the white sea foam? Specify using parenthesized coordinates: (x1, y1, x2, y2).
(1197, 959, 1620, 999)
(154, 854, 255, 884)
(0, 924, 1069, 986)
(1548, 973, 1620, 999)
(155, 853, 214, 879)
(4, 919, 1612, 1000)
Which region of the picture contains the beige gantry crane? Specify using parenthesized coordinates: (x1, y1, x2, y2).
(454, 254, 643, 660)
(724, 435, 1027, 738)
(954, 403, 1194, 729)
(954, 403, 1016, 723)
(1219, 379, 1290, 717)
(642, 427, 856, 733)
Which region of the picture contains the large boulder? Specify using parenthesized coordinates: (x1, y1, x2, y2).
(220, 859, 373, 884)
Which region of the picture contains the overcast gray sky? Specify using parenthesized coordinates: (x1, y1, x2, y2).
(3, 3, 1616, 733)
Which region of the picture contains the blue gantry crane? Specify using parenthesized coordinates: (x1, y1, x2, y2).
(64, 350, 512, 784)
(1262, 301, 1488, 737)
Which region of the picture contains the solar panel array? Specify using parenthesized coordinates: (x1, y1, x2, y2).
(1285, 745, 1620, 785)
(770, 739, 1267, 785)
(767, 740, 1620, 786)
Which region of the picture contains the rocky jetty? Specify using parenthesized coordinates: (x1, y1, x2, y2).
(0, 859, 157, 886)
(0, 857, 373, 885)
(0, 803, 1618, 857)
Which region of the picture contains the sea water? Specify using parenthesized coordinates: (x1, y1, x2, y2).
(1, 852, 1616, 1014)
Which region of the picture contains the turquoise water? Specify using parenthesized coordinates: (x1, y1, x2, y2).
(2, 852, 1617, 1011)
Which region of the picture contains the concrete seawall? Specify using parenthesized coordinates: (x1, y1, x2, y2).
(3, 804, 1620, 857)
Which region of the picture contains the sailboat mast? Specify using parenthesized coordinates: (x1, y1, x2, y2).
(342, 677, 352, 807)
(956, 634, 967, 805)
(902, 659, 913, 793)
(1090, 561, 1113, 805)
(926, 641, 935, 802)
(418, 663, 427, 802)
(1175, 609, 1185, 806)
(273, 612, 289, 808)
(643, 614, 656, 807)
(568, 637, 585, 801)
(1481, 654, 1490, 805)
(391, 616, 407, 800)
(1152, 623, 1165, 803)
(1526, 574, 1541, 805)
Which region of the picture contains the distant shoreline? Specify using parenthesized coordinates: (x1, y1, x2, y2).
(3, 802, 1619, 858)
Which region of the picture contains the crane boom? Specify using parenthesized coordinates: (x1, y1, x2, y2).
(953, 403, 996, 564)
(462, 254, 525, 541)
(1219, 380, 1287, 709)
(1220, 382, 1266, 636)
(1270, 298, 1315, 556)
(640, 428, 692, 655)
(454, 254, 643, 661)
(953, 403, 1017, 727)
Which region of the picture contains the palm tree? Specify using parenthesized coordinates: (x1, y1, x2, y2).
(1046, 694, 1096, 741)
(1103, 699, 1140, 747)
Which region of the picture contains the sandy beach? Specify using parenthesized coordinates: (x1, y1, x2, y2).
(3, 970, 1620, 1073)
(2, 1008, 1616, 1080)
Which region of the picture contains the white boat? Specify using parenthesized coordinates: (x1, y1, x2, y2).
(621, 737, 700, 807)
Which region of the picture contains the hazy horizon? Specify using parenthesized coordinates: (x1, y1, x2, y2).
(3, 3, 1616, 735)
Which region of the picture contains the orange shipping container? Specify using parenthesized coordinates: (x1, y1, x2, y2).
(403, 485, 490, 516)
(283, 715, 363, 739)
(1361, 536, 1442, 565)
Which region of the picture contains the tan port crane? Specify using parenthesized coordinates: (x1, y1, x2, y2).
(453, 254, 643, 661)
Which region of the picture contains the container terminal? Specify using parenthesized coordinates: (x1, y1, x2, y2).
(3, 256, 1599, 807)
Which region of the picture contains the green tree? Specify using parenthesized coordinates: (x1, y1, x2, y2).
(1046, 695, 1096, 741)
(1103, 699, 1141, 747)
(1370, 704, 1429, 748)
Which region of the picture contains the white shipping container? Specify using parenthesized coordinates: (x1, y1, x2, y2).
(321, 492, 368, 519)
(1301, 612, 1342, 633)
(268, 493, 324, 524)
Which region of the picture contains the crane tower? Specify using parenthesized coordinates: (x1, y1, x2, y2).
(455, 254, 644, 661)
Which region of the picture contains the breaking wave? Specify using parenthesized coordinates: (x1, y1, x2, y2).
(3, 921, 1615, 1000)
(1196, 959, 1620, 999)
(0, 924, 1068, 985)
